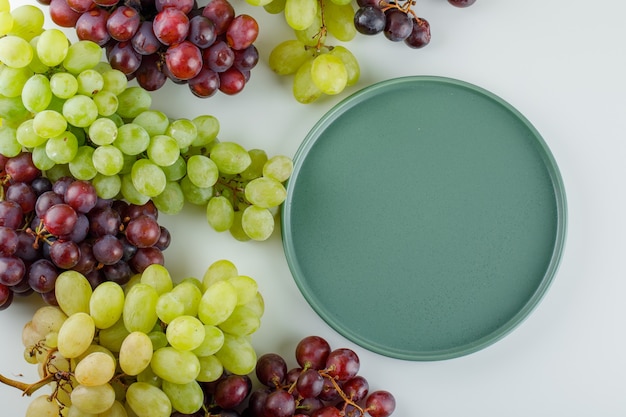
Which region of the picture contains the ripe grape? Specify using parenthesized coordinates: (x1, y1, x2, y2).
(448, 0, 476, 7)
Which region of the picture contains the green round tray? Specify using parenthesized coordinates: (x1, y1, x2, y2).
(281, 76, 567, 361)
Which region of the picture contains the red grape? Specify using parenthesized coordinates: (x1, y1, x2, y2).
(153, 7, 190, 45)
(226, 14, 258, 50)
(218, 67, 246, 95)
(165, 40, 203, 80)
(107, 5, 141, 42)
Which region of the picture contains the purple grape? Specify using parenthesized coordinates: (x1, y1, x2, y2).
(27, 259, 58, 293)
(76, 8, 111, 46)
(92, 234, 124, 265)
(354, 6, 386, 35)
(0, 256, 26, 286)
(131, 21, 163, 55)
(404, 17, 431, 49)
(0, 200, 24, 229)
(383, 9, 413, 41)
(187, 15, 217, 49)
(107, 5, 141, 42)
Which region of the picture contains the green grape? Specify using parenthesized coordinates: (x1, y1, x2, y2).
(88, 117, 118, 145)
(21, 73, 52, 113)
(63, 40, 103, 74)
(123, 283, 159, 333)
(27, 36, 49, 74)
(206, 195, 235, 232)
(133, 109, 169, 136)
(74, 343, 115, 364)
(55, 270, 93, 316)
(101, 70, 128, 97)
(240, 149, 268, 180)
(171, 280, 203, 316)
(244, 177, 287, 208)
(180, 176, 213, 205)
(119, 331, 153, 376)
(8, 4, 44, 41)
(89, 281, 125, 329)
(153, 181, 184, 214)
(166, 118, 197, 149)
(69, 145, 97, 180)
(241, 205, 275, 241)
(71, 383, 116, 414)
(30, 305, 68, 335)
(0, 35, 33, 68)
(99, 401, 127, 417)
(0, 0, 8, 13)
(25, 395, 61, 417)
(147, 134, 180, 166)
(74, 351, 116, 386)
(161, 155, 186, 181)
(57, 312, 96, 358)
(137, 365, 162, 387)
(77, 68, 104, 96)
(98, 318, 130, 353)
(116, 86, 152, 119)
(114, 123, 150, 155)
(37, 28, 69, 67)
(198, 280, 238, 325)
(311, 53, 348, 95)
(92, 173, 121, 199)
(191, 114, 219, 147)
(166, 315, 205, 351)
(161, 380, 204, 415)
(120, 173, 150, 205)
(284, 0, 318, 30)
(92, 144, 125, 176)
(0, 125, 21, 157)
(202, 259, 238, 289)
(264, 0, 286, 14)
(214, 333, 257, 375)
(328, 45, 360, 86)
(131, 158, 167, 197)
(269, 39, 313, 75)
(0, 94, 30, 126)
(229, 210, 251, 241)
(0, 11, 13, 37)
(217, 305, 261, 336)
(46, 130, 79, 164)
(228, 275, 259, 305)
(33, 109, 67, 138)
(151, 346, 201, 384)
(31, 143, 55, 170)
(294, 10, 325, 47)
(156, 291, 185, 324)
(209, 141, 251, 174)
(192, 325, 224, 357)
(196, 355, 223, 382)
(243, 291, 265, 317)
(293, 56, 322, 103)
(325, 0, 357, 41)
(140, 264, 174, 295)
(50, 72, 78, 99)
(263, 154, 293, 182)
(63, 94, 99, 127)
(126, 382, 172, 417)
(0, 65, 32, 97)
(245, 0, 274, 5)
(120, 152, 138, 174)
(93, 90, 118, 116)
(187, 154, 219, 188)
(45, 163, 73, 181)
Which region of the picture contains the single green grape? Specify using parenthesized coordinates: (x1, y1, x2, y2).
(37, 28, 69, 67)
(244, 176, 287, 208)
(133, 109, 170, 136)
(166, 118, 197, 149)
(46, 130, 79, 164)
(131, 158, 167, 197)
(147, 134, 180, 167)
(191, 114, 219, 147)
(241, 205, 275, 241)
(76, 68, 104, 96)
(63, 40, 103, 74)
(187, 154, 219, 188)
(63, 94, 99, 128)
(0, 34, 33, 68)
(329, 45, 360, 86)
(0, 65, 32, 97)
(92, 173, 122, 199)
(284, 0, 318, 30)
(293, 57, 322, 104)
(89, 117, 118, 145)
(92, 144, 125, 176)
(206, 195, 235, 232)
(209, 141, 251, 174)
(311, 53, 348, 95)
(324, 0, 357, 41)
(269, 39, 313, 75)
(8, 4, 44, 41)
(49, 72, 78, 99)
(21, 73, 52, 113)
(69, 146, 97, 180)
(16, 119, 46, 148)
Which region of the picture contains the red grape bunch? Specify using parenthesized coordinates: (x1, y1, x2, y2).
(354, 0, 476, 49)
(42, 0, 260, 97)
(0, 152, 170, 311)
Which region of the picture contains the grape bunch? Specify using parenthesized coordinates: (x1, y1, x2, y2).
(241, 335, 396, 417)
(0, 152, 170, 311)
(41, 0, 260, 97)
(1, 259, 265, 417)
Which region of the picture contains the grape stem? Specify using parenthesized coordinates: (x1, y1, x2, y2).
(0, 372, 55, 396)
(319, 370, 367, 416)
(315, 0, 329, 52)
(380, 0, 420, 20)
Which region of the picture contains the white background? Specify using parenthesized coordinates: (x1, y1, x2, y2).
(2, 0, 626, 415)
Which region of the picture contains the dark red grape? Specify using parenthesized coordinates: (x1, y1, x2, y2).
(5, 182, 37, 213)
(325, 348, 359, 382)
(218, 67, 246, 95)
(153, 7, 190, 45)
(384, 9, 413, 41)
(73, 241, 96, 275)
(188, 67, 220, 98)
(354, 6, 386, 35)
(187, 15, 217, 49)
(93, 0, 119, 6)
(35, 191, 63, 218)
(135, 53, 168, 91)
(15, 231, 40, 261)
(102, 260, 133, 285)
(5, 152, 40, 183)
(365, 390, 396, 417)
(0, 200, 24, 229)
(165, 40, 203, 80)
(295, 336, 331, 370)
(318, 376, 341, 402)
(448, 0, 476, 7)
(64, 180, 98, 213)
(31, 177, 53, 196)
(129, 246, 164, 272)
(76, 8, 111, 46)
(296, 368, 324, 398)
(89, 206, 122, 237)
(226, 14, 258, 50)
(263, 390, 296, 417)
(125, 214, 161, 248)
(233, 44, 259, 72)
(154, 226, 171, 250)
(52, 176, 73, 196)
(214, 374, 252, 409)
(122, 201, 158, 221)
(0, 283, 12, 310)
(49, 240, 80, 269)
(0, 227, 18, 257)
(48, 0, 81, 28)
(342, 375, 369, 402)
(201, 0, 234, 34)
(66, 0, 94, 13)
(59, 213, 89, 242)
(43, 204, 78, 236)
(92, 234, 124, 265)
(404, 17, 431, 48)
(108, 41, 143, 75)
(131, 21, 163, 55)
(0, 256, 25, 286)
(107, 5, 141, 42)
(155, 0, 194, 13)
(204, 40, 234, 72)
(256, 353, 287, 387)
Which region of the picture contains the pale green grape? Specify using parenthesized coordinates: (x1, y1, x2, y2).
(171, 280, 203, 316)
(101, 69, 128, 95)
(27, 36, 49, 74)
(295, 10, 326, 47)
(147, 134, 180, 166)
(187, 154, 219, 188)
(0, 35, 33, 68)
(123, 283, 159, 333)
(114, 123, 150, 155)
(131, 158, 167, 197)
(166, 118, 197, 149)
(63, 94, 99, 127)
(240, 149, 268, 180)
(192, 325, 224, 357)
(214, 333, 257, 375)
(89, 281, 125, 329)
(74, 351, 116, 386)
(196, 355, 223, 382)
(244, 177, 287, 208)
(191, 114, 219, 146)
(155, 185, 184, 213)
(117, 86, 152, 119)
(92, 173, 121, 199)
(311, 53, 348, 95)
(120, 173, 150, 205)
(77, 68, 104, 96)
(229, 210, 250, 241)
(284, 0, 318, 30)
(206, 195, 235, 232)
(32, 109, 67, 138)
(132, 109, 169, 136)
(93, 144, 125, 176)
(89, 117, 118, 145)
(0, 94, 30, 125)
(69, 145, 97, 180)
(140, 264, 173, 295)
(293, 57, 322, 103)
(166, 315, 205, 351)
(161, 155, 186, 181)
(75, 343, 115, 364)
(63, 40, 103, 74)
(46, 130, 79, 164)
(198, 280, 238, 325)
(217, 305, 261, 336)
(325, 0, 357, 41)
(50, 72, 78, 99)
(71, 383, 116, 414)
(202, 259, 238, 290)
(161, 380, 204, 415)
(151, 347, 201, 384)
(31, 305, 68, 335)
(0, 0, 9, 13)
(37, 28, 69, 67)
(243, 291, 265, 317)
(209, 141, 251, 174)
(55, 270, 93, 316)
(21, 74, 52, 113)
(0, 125, 21, 157)
(329, 45, 360, 86)
(156, 291, 185, 324)
(99, 401, 127, 417)
(57, 312, 96, 358)
(119, 331, 153, 376)
(8, 4, 44, 40)
(180, 175, 213, 205)
(137, 365, 162, 388)
(269, 39, 313, 75)
(98, 318, 130, 353)
(242, 205, 275, 241)
(32, 143, 55, 170)
(93, 90, 118, 116)
(25, 395, 61, 417)
(0, 11, 13, 37)
(0, 65, 32, 97)
(228, 275, 259, 305)
(126, 382, 172, 417)
(264, 0, 286, 13)
(263, 154, 293, 182)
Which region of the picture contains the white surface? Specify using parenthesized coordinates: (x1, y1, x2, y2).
(2, 0, 626, 415)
